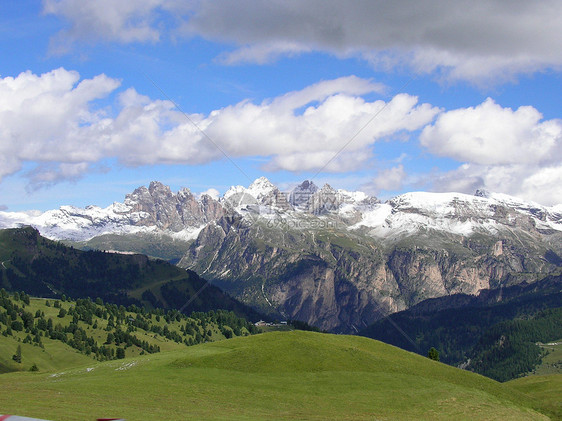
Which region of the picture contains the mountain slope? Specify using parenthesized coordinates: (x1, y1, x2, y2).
(0, 331, 550, 420)
(359, 274, 562, 379)
(0, 291, 258, 374)
(508, 374, 562, 420)
(0, 227, 262, 322)
(1, 178, 561, 332)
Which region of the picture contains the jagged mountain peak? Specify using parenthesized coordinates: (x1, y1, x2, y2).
(177, 187, 194, 199)
(296, 180, 318, 191)
(148, 180, 169, 190)
(1, 178, 561, 244)
(248, 176, 277, 197)
(474, 188, 491, 198)
(249, 176, 275, 189)
(289, 180, 319, 208)
(320, 183, 335, 192)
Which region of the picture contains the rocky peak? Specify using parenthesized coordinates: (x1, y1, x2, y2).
(300, 180, 316, 190)
(306, 183, 340, 215)
(177, 187, 194, 200)
(243, 177, 292, 211)
(148, 181, 173, 199)
(126, 185, 150, 202)
(321, 183, 335, 193)
(474, 189, 491, 198)
(290, 180, 319, 208)
(249, 176, 275, 190)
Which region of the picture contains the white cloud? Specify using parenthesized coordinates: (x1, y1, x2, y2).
(420, 98, 562, 166)
(6, 69, 559, 204)
(263, 150, 372, 173)
(519, 166, 562, 206)
(430, 163, 562, 206)
(26, 162, 92, 190)
(370, 165, 407, 192)
(43, 0, 172, 53)
(198, 188, 220, 200)
(0, 69, 438, 187)
(0, 68, 120, 181)
(421, 99, 562, 205)
(44, 0, 562, 83)
(216, 42, 311, 65)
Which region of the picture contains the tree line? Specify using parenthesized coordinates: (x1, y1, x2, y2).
(0, 289, 259, 368)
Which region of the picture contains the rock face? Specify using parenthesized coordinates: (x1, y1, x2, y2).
(178, 183, 562, 333)
(0, 181, 223, 242)
(180, 210, 560, 332)
(1, 178, 561, 333)
(122, 181, 225, 230)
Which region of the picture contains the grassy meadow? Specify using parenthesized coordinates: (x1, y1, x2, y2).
(0, 331, 552, 420)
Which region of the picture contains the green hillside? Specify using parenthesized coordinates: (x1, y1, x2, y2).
(466, 308, 562, 381)
(0, 227, 262, 321)
(508, 374, 562, 420)
(0, 291, 258, 374)
(534, 340, 562, 376)
(360, 275, 562, 381)
(0, 331, 551, 420)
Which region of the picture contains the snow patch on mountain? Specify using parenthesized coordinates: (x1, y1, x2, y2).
(350, 190, 562, 238)
(1, 177, 561, 243)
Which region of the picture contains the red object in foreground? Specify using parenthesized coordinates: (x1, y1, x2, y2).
(0, 416, 124, 421)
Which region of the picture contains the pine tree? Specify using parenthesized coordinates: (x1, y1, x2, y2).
(427, 347, 440, 361)
(12, 344, 22, 363)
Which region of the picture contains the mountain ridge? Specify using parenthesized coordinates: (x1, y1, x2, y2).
(1, 178, 561, 333)
(1, 177, 560, 243)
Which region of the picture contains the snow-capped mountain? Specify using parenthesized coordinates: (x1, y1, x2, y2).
(1, 178, 561, 333)
(353, 191, 562, 239)
(2, 177, 560, 243)
(0, 181, 223, 242)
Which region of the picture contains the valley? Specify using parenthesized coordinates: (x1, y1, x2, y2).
(1, 178, 560, 333)
(1, 180, 560, 419)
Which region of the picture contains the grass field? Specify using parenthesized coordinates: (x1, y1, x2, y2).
(505, 340, 562, 420)
(508, 374, 561, 420)
(0, 296, 251, 375)
(0, 334, 92, 374)
(0, 331, 551, 420)
(535, 340, 562, 376)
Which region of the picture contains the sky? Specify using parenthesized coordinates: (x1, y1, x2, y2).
(0, 0, 561, 211)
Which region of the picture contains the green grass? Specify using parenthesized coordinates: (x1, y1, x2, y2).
(1, 296, 253, 374)
(508, 374, 562, 420)
(0, 331, 550, 420)
(534, 340, 562, 376)
(0, 334, 92, 373)
(507, 340, 562, 420)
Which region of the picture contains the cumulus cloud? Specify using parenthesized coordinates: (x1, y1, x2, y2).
(0, 68, 120, 180)
(0, 69, 438, 187)
(43, 0, 562, 82)
(370, 165, 407, 193)
(43, 0, 175, 53)
(430, 163, 562, 206)
(421, 99, 562, 205)
(420, 98, 562, 166)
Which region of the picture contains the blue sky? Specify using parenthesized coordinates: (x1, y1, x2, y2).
(1, 0, 561, 211)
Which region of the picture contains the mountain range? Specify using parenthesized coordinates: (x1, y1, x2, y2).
(2, 178, 561, 332)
